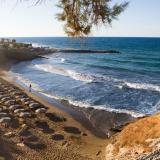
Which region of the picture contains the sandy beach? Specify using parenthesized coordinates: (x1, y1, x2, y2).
(0, 46, 107, 159)
(1, 74, 160, 160)
(0, 0, 160, 158)
(0, 75, 109, 160)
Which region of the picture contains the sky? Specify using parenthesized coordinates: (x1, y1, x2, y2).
(0, 0, 160, 37)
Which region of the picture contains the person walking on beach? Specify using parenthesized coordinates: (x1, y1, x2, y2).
(29, 84, 32, 92)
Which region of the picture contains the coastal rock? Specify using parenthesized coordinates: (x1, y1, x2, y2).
(59, 49, 121, 54)
(105, 113, 160, 160)
(83, 108, 135, 136)
(138, 149, 160, 160)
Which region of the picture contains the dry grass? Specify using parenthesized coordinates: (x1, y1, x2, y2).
(113, 113, 160, 154)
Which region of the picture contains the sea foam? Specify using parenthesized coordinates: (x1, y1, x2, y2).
(12, 73, 43, 92)
(122, 81, 160, 92)
(34, 64, 94, 83)
(34, 64, 160, 92)
(41, 93, 145, 118)
(9, 71, 145, 118)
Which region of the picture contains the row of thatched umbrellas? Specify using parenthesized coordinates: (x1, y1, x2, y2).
(0, 82, 47, 126)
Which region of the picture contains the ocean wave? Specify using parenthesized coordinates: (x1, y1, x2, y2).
(8, 72, 148, 118)
(40, 93, 145, 118)
(34, 64, 160, 92)
(32, 43, 51, 49)
(34, 64, 119, 83)
(34, 64, 94, 83)
(61, 58, 65, 63)
(11, 72, 43, 92)
(68, 100, 145, 118)
(155, 100, 160, 110)
(121, 81, 160, 92)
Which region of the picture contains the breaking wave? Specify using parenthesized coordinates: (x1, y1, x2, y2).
(120, 81, 160, 92)
(34, 64, 94, 83)
(61, 58, 65, 63)
(10, 72, 43, 92)
(39, 92, 145, 118)
(9, 71, 145, 118)
(34, 64, 160, 92)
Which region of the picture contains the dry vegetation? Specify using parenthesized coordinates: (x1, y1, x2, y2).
(105, 113, 160, 159)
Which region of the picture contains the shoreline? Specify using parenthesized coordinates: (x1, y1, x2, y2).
(0, 74, 107, 160)
(5, 72, 139, 138)
(0, 45, 141, 138)
(1, 69, 160, 160)
(0, 38, 159, 159)
(4, 74, 108, 138)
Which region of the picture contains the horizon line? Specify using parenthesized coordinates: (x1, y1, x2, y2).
(1, 36, 160, 38)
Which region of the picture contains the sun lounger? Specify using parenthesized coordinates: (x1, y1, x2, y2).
(19, 112, 31, 118)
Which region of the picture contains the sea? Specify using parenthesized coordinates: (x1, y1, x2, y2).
(10, 37, 160, 117)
